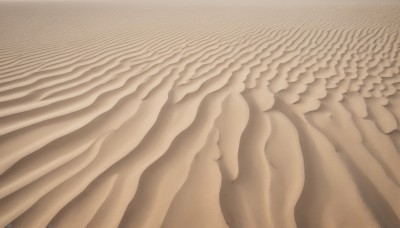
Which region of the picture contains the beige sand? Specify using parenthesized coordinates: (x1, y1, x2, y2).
(0, 2, 400, 228)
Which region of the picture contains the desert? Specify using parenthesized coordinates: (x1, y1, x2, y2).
(0, 1, 400, 227)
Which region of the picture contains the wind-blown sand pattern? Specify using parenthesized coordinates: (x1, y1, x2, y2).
(0, 3, 400, 228)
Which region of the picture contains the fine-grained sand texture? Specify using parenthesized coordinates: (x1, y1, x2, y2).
(0, 3, 400, 228)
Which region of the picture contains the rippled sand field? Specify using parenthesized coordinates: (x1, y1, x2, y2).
(0, 3, 400, 228)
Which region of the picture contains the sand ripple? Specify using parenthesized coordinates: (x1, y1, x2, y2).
(0, 3, 400, 228)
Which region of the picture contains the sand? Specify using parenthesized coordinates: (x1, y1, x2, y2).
(0, 2, 400, 228)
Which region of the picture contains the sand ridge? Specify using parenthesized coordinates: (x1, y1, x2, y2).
(0, 3, 400, 228)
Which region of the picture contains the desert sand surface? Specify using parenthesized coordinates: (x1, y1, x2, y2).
(0, 2, 400, 228)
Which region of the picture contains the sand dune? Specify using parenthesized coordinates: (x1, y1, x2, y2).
(0, 2, 400, 228)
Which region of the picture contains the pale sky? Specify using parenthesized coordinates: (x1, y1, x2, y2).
(0, 0, 398, 7)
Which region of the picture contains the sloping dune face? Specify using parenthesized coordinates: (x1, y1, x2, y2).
(0, 3, 400, 228)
